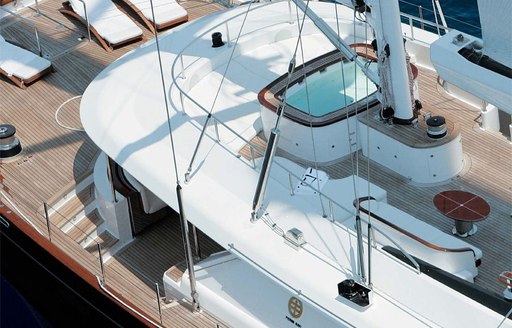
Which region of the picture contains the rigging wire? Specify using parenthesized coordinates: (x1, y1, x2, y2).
(148, 0, 203, 311)
(206, 3, 253, 117)
(295, 0, 327, 217)
(185, 1, 254, 181)
(149, 3, 180, 185)
(333, 4, 358, 214)
(362, 9, 374, 288)
(251, 0, 312, 220)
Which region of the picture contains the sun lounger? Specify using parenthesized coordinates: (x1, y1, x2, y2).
(60, 0, 143, 51)
(0, 35, 53, 89)
(121, 0, 188, 32)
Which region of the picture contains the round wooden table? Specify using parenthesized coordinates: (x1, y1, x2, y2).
(433, 190, 490, 237)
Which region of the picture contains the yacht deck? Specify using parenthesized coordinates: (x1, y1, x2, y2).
(1, 0, 511, 326)
(1, 0, 228, 326)
(241, 66, 512, 294)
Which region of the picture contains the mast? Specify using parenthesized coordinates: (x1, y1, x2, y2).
(364, 0, 415, 124)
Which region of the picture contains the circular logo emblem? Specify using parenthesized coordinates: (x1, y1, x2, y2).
(288, 296, 303, 319)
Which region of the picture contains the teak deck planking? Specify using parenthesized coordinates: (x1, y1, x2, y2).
(1, 0, 228, 326)
(1, 1, 511, 326)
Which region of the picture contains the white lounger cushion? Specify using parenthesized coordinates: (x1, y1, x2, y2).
(129, 0, 187, 26)
(0, 36, 52, 81)
(69, 0, 142, 45)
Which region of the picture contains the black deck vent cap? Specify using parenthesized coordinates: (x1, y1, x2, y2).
(211, 32, 225, 48)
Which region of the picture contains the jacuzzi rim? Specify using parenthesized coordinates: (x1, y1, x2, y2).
(258, 49, 379, 127)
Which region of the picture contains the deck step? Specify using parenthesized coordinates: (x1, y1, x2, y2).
(66, 209, 102, 244)
(165, 261, 187, 283)
(85, 230, 119, 258)
(50, 183, 95, 228)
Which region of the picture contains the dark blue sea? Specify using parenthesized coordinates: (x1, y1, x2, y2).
(0, 0, 481, 327)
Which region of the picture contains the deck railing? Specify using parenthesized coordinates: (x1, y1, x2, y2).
(0, 6, 43, 55)
(169, 0, 428, 293)
(41, 203, 181, 327)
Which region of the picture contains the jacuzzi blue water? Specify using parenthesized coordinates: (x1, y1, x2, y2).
(286, 61, 377, 116)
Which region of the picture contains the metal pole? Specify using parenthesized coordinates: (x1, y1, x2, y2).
(288, 0, 293, 24)
(34, 0, 40, 15)
(43, 202, 52, 242)
(180, 55, 186, 79)
(176, 185, 200, 312)
(329, 200, 334, 222)
(225, 23, 231, 47)
(250, 147, 256, 168)
(185, 113, 212, 183)
(355, 215, 366, 282)
(155, 283, 163, 324)
(291, 0, 378, 84)
(408, 17, 415, 41)
(418, 5, 424, 30)
(192, 225, 202, 259)
(251, 128, 280, 221)
(431, 0, 441, 37)
(34, 27, 42, 56)
(288, 173, 294, 196)
(97, 243, 105, 284)
(179, 91, 186, 115)
(367, 221, 373, 288)
(214, 119, 220, 142)
(79, 0, 92, 41)
(434, 0, 449, 32)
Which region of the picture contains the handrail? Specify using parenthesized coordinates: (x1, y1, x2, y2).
(0, 6, 42, 56)
(168, 1, 468, 278)
(0, 190, 46, 236)
(170, 2, 280, 153)
(95, 276, 163, 328)
(344, 220, 421, 275)
(356, 197, 476, 257)
(39, 201, 100, 248)
(399, 0, 481, 36)
(77, 0, 92, 41)
(399, 11, 450, 41)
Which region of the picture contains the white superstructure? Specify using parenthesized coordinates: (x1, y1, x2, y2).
(80, 1, 512, 327)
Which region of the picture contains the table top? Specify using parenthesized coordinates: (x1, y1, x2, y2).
(433, 190, 490, 222)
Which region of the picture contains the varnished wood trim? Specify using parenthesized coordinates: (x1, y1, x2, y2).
(356, 197, 477, 256)
(0, 64, 53, 89)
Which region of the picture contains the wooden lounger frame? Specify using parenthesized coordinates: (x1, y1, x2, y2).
(59, 1, 144, 52)
(0, 65, 54, 89)
(117, 0, 188, 33)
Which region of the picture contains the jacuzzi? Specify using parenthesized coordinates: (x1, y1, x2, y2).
(259, 50, 378, 163)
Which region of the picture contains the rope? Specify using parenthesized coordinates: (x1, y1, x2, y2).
(378, 48, 393, 112)
(405, 50, 415, 109)
(54, 95, 85, 132)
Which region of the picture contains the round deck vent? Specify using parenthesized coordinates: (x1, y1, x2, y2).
(426, 116, 447, 139)
(0, 124, 22, 159)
